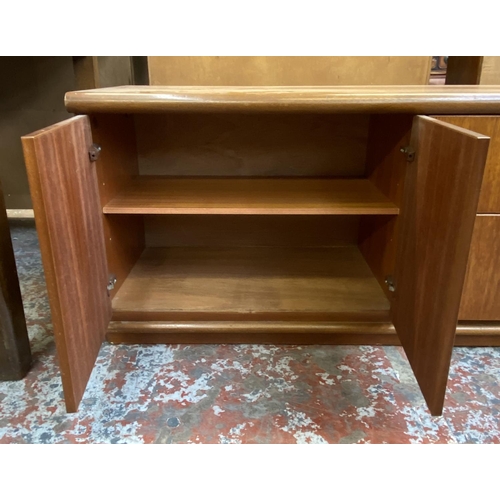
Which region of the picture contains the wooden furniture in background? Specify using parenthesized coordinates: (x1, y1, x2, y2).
(0, 180, 31, 380)
(446, 57, 500, 85)
(73, 56, 148, 90)
(148, 56, 432, 86)
(22, 85, 500, 415)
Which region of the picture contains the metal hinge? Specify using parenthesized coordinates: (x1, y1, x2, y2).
(89, 144, 101, 162)
(400, 146, 415, 163)
(385, 275, 395, 293)
(107, 274, 117, 295)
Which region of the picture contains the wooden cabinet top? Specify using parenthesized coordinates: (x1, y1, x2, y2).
(65, 85, 500, 114)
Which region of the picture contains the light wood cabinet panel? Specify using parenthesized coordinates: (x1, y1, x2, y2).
(147, 56, 432, 86)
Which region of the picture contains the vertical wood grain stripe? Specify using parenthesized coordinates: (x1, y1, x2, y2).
(392, 116, 489, 415)
(22, 116, 111, 412)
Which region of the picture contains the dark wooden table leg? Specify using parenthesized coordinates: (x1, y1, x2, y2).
(0, 181, 31, 380)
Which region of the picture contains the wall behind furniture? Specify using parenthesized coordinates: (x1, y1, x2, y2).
(73, 56, 148, 89)
(0, 56, 144, 211)
(0, 57, 75, 209)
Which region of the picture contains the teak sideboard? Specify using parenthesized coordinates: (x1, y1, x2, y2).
(21, 86, 500, 415)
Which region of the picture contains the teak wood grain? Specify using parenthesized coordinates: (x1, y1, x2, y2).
(107, 321, 398, 345)
(106, 321, 500, 347)
(147, 56, 432, 86)
(0, 181, 31, 380)
(459, 215, 500, 320)
(22, 116, 111, 413)
(455, 322, 500, 345)
(135, 113, 369, 178)
(89, 114, 145, 298)
(104, 178, 398, 215)
(392, 116, 489, 416)
(145, 215, 359, 248)
(111, 246, 390, 322)
(434, 116, 500, 213)
(359, 115, 413, 297)
(65, 85, 500, 114)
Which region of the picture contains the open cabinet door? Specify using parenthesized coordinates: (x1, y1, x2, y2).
(393, 116, 489, 416)
(22, 116, 111, 412)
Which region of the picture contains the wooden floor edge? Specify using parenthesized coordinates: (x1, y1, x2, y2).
(106, 321, 500, 346)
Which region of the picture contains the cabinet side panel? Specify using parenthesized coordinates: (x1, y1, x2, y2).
(359, 115, 413, 297)
(392, 116, 489, 415)
(22, 116, 111, 412)
(459, 215, 500, 320)
(89, 114, 145, 298)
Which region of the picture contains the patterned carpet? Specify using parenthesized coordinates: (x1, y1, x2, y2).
(0, 221, 499, 443)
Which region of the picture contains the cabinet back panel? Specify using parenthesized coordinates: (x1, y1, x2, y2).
(135, 114, 369, 177)
(145, 215, 359, 248)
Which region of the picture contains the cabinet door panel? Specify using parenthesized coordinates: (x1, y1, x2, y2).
(393, 116, 489, 416)
(22, 116, 111, 412)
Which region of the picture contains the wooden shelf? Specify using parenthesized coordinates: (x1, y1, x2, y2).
(111, 246, 391, 322)
(103, 178, 399, 215)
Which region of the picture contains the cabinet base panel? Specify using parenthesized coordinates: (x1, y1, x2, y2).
(106, 321, 500, 346)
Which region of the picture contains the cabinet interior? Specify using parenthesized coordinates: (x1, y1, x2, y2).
(90, 112, 413, 324)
